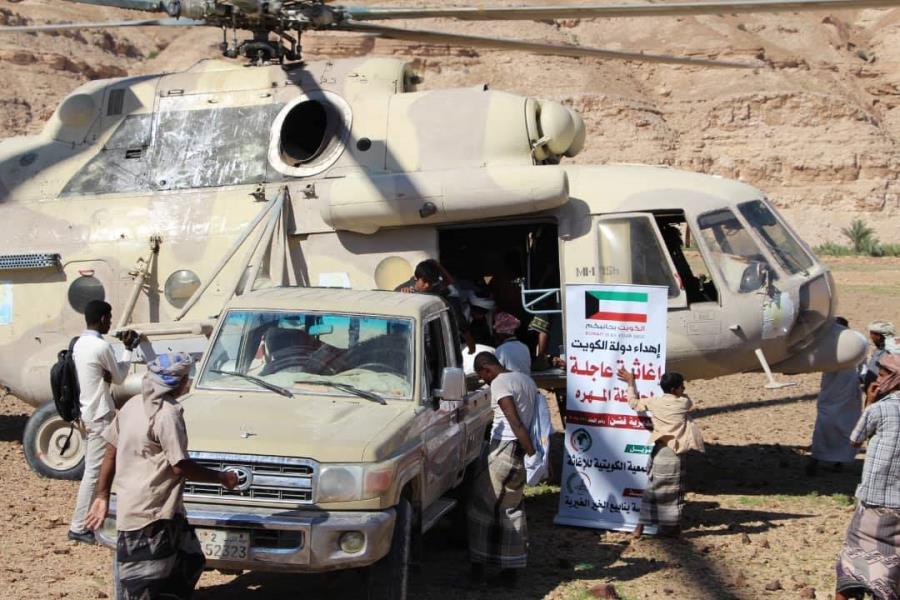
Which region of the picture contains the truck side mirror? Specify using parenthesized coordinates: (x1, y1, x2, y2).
(433, 367, 466, 406)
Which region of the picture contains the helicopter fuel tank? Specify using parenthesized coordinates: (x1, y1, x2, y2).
(320, 165, 569, 234)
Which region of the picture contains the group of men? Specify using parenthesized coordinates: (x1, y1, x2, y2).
(805, 318, 900, 600)
(808, 318, 899, 475)
(401, 258, 546, 585)
(65, 300, 237, 599)
(57, 269, 899, 599)
(57, 259, 699, 594)
(62, 263, 549, 596)
(401, 257, 563, 370)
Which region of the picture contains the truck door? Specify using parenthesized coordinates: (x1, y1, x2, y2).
(419, 311, 465, 507)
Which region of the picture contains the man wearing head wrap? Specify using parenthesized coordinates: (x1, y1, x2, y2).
(862, 321, 900, 402)
(84, 353, 238, 599)
(493, 312, 532, 375)
(835, 353, 900, 600)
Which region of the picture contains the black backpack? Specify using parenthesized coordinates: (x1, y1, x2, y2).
(50, 337, 81, 422)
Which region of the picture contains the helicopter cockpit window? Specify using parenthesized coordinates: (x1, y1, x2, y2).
(697, 209, 775, 294)
(597, 217, 680, 298)
(60, 114, 153, 196)
(659, 220, 718, 304)
(738, 200, 815, 275)
(152, 102, 283, 191)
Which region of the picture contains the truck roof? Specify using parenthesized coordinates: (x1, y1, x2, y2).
(225, 287, 447, 319)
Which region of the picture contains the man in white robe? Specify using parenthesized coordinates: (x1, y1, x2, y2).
(807, 317, 861, 475)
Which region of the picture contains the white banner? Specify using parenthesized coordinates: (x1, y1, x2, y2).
(554, 284, 668, 532)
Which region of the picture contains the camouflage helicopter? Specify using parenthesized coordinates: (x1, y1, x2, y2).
(0, 0, 886, 480)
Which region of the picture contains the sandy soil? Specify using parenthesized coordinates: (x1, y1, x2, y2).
(1, 256, 898, 600)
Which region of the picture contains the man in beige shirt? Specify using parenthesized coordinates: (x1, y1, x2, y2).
(85, 352, 237, 599)
(618, 368, 704, 539)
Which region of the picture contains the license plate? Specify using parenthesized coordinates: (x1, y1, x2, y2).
(196, 528, 250, 561)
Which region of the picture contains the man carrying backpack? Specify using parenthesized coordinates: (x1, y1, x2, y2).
(68, 300, 138, 544)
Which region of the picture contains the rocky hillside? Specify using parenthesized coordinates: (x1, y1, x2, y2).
(2, 0, 900, 245)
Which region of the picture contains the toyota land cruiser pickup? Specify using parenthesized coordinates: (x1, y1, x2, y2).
(97, 287, 492, 600)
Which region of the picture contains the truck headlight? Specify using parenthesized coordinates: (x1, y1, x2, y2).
(317, 466, 363, 503)
(318, 462, 398, 503)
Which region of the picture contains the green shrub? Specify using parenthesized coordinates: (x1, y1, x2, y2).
(880, 243, 900, 257)
(814, 242, 853, 256)
(858, 237, 884, 257)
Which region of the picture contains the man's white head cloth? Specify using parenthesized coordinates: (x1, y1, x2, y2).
(868, 321, 896, 336)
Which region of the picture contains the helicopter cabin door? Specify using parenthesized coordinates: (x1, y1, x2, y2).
(595, 213, 687, 310)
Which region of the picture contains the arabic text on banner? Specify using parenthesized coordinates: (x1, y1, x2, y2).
(554, 284, 668, 532)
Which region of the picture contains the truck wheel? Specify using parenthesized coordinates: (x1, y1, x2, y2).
(22, 402, 85, 480)
(367, 498, 411, 600)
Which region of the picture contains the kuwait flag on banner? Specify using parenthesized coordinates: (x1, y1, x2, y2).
(585, 290, 648, 323)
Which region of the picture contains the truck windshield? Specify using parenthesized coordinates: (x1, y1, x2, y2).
(738, 200, 815, 274)
(198, 309, 415, 400)
(696, 209, 775, 294)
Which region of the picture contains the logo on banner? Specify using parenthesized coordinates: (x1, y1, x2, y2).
(570, 428, 593, 453)
(622, 488, 644, 498)
(585, 290, 648, 323)
(624, 444, 653, 455)
(566, 471, 592, 494)
(563, 472, 594, 509)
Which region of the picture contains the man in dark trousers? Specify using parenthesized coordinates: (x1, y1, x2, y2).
(85, 353, 238, 599)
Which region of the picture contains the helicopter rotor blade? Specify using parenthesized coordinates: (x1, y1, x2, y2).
(342, 0, 900, 22)
(63, 0, 168, 12)
(336, 22, 763, 68)
(0, 17, 205, 34)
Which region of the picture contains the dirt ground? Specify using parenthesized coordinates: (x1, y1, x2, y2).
(1, 256, 898, 600)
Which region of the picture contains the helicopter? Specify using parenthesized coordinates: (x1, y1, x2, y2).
(0, 0, 887, 480)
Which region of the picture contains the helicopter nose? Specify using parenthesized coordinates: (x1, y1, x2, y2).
(772, 321, 868, 375)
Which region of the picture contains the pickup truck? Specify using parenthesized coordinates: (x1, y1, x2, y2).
(96, 287, 493, 600)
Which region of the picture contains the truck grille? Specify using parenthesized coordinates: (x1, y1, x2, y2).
(184, 452, 317, 505)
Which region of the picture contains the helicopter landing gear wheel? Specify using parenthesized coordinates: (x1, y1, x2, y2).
(23, 402, 85, 480)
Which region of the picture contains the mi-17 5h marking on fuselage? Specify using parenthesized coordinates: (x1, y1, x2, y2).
(0, 0, 883, 479)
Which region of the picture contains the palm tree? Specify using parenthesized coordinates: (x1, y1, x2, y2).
(842, 219, 876, 254)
